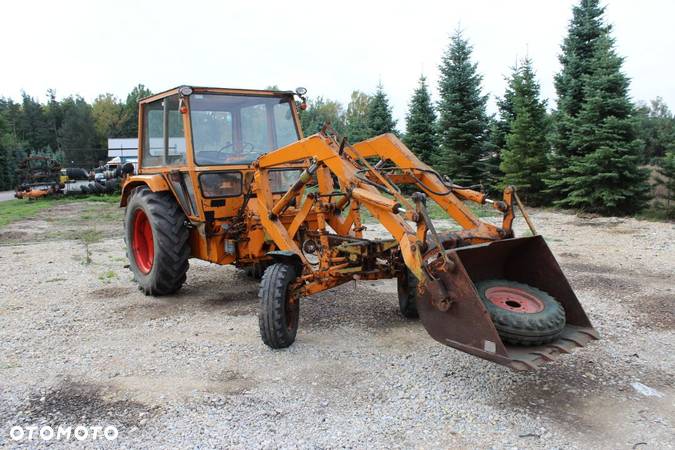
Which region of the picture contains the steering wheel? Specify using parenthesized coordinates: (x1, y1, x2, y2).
(217, 142, 255, 153)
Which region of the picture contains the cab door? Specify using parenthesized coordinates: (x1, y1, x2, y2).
(140, 93, 202, 221)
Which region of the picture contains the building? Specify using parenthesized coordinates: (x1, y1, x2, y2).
(107, 138, 138, 163)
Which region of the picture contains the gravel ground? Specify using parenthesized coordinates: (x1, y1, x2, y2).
(0, 201, 673, 449)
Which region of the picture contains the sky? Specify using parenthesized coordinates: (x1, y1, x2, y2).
(2, 0, 674, 131)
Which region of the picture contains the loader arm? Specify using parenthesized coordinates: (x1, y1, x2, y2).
(253, 134, 426, 283)
(250, 129, 597, 370)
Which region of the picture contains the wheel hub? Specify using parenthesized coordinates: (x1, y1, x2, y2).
(132, 209, 154, 274)
(485, 286, 544, 313)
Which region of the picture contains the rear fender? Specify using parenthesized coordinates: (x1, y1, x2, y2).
(120, 174, 170, 206)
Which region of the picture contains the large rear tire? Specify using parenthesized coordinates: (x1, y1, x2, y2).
(124, 186, 190, 296)
(475, 279, 565, 346)
(258, 263, 299, 349)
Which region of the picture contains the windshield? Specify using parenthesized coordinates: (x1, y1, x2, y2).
(190, 93, 299, 165)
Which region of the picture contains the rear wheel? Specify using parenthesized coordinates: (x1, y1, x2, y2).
(124, 186, 190, 296)
(397, 269, 419, 319)
(475, 279, 565, 346)
(258, 263, 299, 349)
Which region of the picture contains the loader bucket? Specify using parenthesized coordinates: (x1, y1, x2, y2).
(417, 235, 598, 371)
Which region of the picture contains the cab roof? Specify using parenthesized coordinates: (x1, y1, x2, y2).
(140, 86, 296, 104)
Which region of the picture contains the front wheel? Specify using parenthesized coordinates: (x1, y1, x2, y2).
(258, 263, 299, 349)
(124, 187, 190, 296)
(397, 269, 419, 319)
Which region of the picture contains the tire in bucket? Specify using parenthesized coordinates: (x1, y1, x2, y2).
(475, 279, 565, 346)
(124, 186, 190, 296)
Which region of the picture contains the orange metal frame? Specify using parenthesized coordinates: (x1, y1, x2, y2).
(121, 86, 518, 297)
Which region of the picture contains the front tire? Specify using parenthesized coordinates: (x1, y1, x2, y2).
(124, 187, 190, 296)
(258, 263, 299, 349)
(397, 269, 419, 319)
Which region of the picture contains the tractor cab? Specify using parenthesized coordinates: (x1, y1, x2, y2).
(123, 86, 309, 263)
(139, 86, 302, 169)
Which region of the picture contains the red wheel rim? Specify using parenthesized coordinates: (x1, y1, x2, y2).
(132, 209, 154, 274)
(485, 286, 544, 313)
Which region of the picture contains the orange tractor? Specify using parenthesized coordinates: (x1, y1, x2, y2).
(121, 86, 598, 370)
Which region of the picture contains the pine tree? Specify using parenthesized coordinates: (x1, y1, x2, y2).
(547, 0, 610, 200)
(345, 91, 371, 143)
(366, 83, 397, 137)
(499, 58, 550, 205)
(119, 84, 152, 137)
(298, 97, 346, 136)
(435, 29, 491, 186)
(486, 69, 519, 193)
(552, 0, 609, 159)
(58, 96, 101, 167)
(403, 75, 437, 164)
(16, 93, 52, 152)
(656, 151, 675, 218)
(635, 97, 675, 163)
(550, 34, 649, 214)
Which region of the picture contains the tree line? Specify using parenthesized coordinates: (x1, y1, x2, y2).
(1, 0, 673, 218)
(300, 0, 674, 217)
(0, 85, 151, 190)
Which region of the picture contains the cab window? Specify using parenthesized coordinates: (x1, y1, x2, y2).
(142, 95, 186, 167)
(190, 94, 299, 165)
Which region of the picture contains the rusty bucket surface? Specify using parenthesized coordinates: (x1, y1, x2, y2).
(418, 235, 599, 371)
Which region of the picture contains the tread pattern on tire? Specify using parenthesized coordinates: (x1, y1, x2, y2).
(258, 263, 298, 349)
(125, 186, 190, 296)
(397, 269, 419, 319)
(475, 279, 566, 346)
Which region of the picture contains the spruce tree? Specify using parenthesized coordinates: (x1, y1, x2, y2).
(656, 151, 675, 218)
(403, 75, 437, 164)
(499, 58, 550, 205)
(550, 35, 649, 214)
(299, 97, 346, 136)
(345, 91, 371, 143)
(435, 29, 491, 186)
(552, 0, 609, 159)
(366, 83, 397, 137)
(486, 69, 519, 193)
(635, 98, 675, 163)
(547, 0, 609, 200)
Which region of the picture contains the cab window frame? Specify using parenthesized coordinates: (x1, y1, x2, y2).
(141, 94, 187, 168)
(189, 93, 300, 167)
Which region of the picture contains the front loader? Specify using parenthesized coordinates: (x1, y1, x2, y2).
(121, 86, 598, 371)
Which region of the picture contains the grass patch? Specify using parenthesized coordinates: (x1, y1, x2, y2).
(636, 206, 674, 222)
(0, 195, 120, 228)
(45, 228, 104, 243)
(80, 228, 105, 244)
(45, 277, 67, 283)
(0, 199, 55, 228)
(98, 270, 118, 281)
